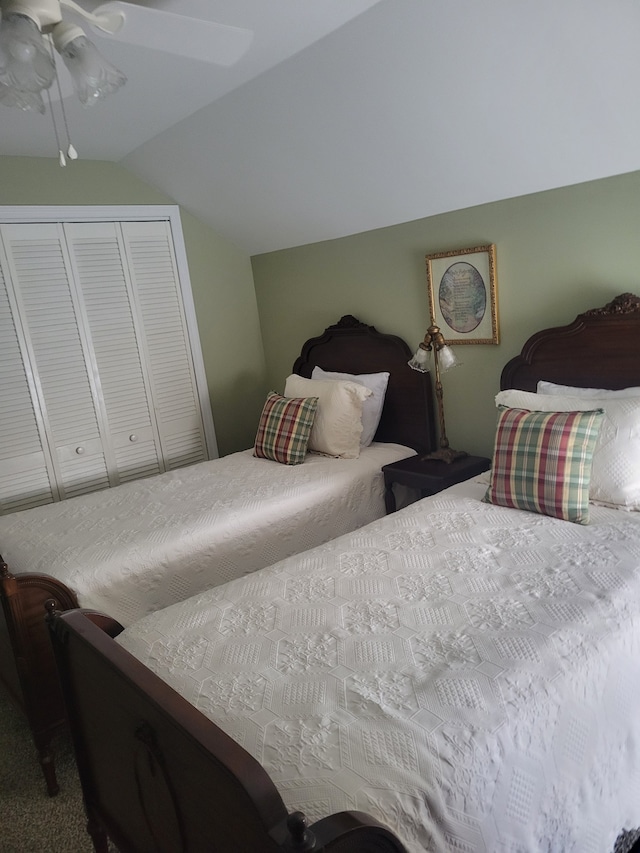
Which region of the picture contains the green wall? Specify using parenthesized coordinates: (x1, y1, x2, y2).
(251, 170, 640, 458)
(0, 156, 267, 456)
(5, 157, 638, 461)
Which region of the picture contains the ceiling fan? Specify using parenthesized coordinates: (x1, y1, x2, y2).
(0, 0, 253, 111)
(0, 0, 253, 162)
(1, 0, 254, 64)
(78, 0, 254, 65)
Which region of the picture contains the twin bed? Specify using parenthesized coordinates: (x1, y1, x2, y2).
(47, 293, 640, 852)
(0, 314, 435, 797)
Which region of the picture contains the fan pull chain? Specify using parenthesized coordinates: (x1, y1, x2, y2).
(45, 85, 66, 166)
(46, 36, 78, 165)
(55, 77, 78, 161)
(45, 36, 66, 165)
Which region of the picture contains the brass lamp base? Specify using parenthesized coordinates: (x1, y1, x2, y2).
(421, 447, 468, 464)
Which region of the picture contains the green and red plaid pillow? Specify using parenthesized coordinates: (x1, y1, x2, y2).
(254, 392, 319, 465)
(483, 406, 604, 524)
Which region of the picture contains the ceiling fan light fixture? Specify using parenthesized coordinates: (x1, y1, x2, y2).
(0, 75, 45, 110)
(0, 0, 62, 31)
(0, 0, 254, 164)
(53, 19, 125, 106)
(0, 10, 55, 92)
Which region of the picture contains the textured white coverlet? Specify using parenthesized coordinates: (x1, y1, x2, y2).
(0, 443, 412, 626)
(118, 478, 640, 853)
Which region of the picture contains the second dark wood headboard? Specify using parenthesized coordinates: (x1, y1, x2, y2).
(501, 293, 640, 392)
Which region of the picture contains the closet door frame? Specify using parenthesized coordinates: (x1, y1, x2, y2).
(0, 205, 218, 461)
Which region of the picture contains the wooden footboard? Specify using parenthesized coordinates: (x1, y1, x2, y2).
(48, 608, 408, 853)
(0, 557, 79, 796)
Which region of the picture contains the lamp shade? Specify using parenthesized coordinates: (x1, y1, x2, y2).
(0, 77, 45, 110)
(54, 23, 125, 106)
(0, 13, 55, 95)
(408, 345, 430, 373)
(438, 344, 458, 372)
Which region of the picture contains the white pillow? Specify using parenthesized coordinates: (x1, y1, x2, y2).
(537, 380, 640, 398)
(496, 389, 640, 509)
(284, 374, 372, 458)
(311, 367, 389, 447)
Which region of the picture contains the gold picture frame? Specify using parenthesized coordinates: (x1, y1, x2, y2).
(426, 244, 499, 344)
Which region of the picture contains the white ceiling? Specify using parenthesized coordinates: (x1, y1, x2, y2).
(0, 1, 381, 160)
(3, 0, 640, 255)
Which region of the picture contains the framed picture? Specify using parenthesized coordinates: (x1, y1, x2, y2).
(426, 244, 499, 344)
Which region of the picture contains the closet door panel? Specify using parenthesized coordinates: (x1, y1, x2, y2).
(0, 251, 56, 513)
(0, 208, 215, 512)
(122, 222, 207, 469)
(2, 224, 110, 498)
(65, 222, 163, 483)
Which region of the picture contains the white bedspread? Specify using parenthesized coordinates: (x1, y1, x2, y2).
(0, 443, 411, 626)
(118, 478, 640, 853)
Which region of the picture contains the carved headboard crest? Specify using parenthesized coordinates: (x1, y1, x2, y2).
(327, 314, 374, 332)
(581, 292, 640, 317)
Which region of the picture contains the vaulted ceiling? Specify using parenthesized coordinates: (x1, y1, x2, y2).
(2, 0, 639, 255)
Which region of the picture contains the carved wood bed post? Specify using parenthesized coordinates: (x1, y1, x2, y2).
(0, 555, 79, 796)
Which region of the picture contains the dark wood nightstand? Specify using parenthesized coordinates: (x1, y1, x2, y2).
(382, 454, 491, 513)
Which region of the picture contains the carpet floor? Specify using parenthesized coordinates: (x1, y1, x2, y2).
(0, 691, 98, 853)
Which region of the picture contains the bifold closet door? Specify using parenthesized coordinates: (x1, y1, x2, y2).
(1, 223, 114, 504)
(0, 217, 210, 513)
(118, 220, 208, 470)
(64, 221, 165, 483)
(65, 220, 209, 472)
(0, 244, 57, 513)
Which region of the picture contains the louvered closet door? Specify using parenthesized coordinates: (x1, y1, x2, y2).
(64, 222, 164, 483)
(121, 221, 207, 469)
(1, 224, 112, 500)
(0, 244, 57, 514)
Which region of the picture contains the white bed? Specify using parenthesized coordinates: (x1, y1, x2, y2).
(0, 442, 412, 626)
(117, 474, 640, 852)
(48, 295, 640, 853)
(0, 312, 435, 797)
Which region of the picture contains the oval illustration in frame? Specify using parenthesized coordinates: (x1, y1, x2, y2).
(438, 262, 486, 334)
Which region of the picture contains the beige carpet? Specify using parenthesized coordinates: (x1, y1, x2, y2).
(0, 691, 96, 853)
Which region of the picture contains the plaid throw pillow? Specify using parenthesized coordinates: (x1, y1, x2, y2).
(254, 392, 319, 465)
(483, 406, 604, 524)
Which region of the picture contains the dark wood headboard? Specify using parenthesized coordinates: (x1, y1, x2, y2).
(294, 315, 436, 455)
(501, 293, 640, 391)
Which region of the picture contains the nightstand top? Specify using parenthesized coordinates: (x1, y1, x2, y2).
(383, 453, 491, 491)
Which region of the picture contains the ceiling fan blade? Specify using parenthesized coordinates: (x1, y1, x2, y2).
(90, 2, 254, 66)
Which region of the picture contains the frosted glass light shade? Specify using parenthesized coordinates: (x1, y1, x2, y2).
(57, 32, 125, 106)
(408, 341, 460, 374)
(408, 345, 430, 373)
(438, 345, 458, 372)
(0, 13, 55, 94)
(0, 78, 45, 111)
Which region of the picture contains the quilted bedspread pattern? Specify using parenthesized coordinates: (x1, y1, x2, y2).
(119, 478, 640, 852)
(0, 444, 412, 626)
